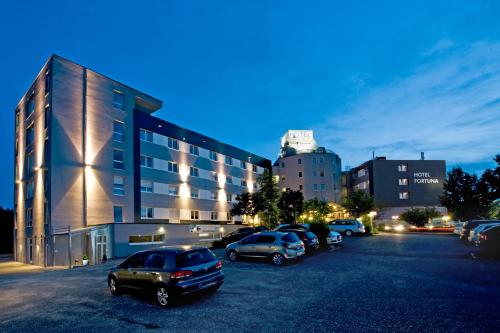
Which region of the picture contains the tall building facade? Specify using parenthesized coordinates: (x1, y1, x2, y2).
(13, 55, 270, 266)
(344, 156, 446, 219)
(273, 130, 342, 203)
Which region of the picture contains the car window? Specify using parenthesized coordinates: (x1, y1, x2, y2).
(176, 249, 216, 268)
(241, 235, 259, 244)
(238, 228, 253, 234)
(282, 232, 300, 243)
(256, 235, 276, 243)
(123, 253, 146, 269)
(305, 232, 316, 240)
(255, 226, 268, 232)
(144, 253, 165, 269)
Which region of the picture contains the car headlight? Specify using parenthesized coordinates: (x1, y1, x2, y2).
(394, 225, 405, 232)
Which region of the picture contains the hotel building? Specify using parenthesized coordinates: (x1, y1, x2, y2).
(13, 55, 270, 266)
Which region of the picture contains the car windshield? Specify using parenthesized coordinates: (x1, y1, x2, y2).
(176, 249, 216, 268)
(282, 232, 300, 243)
(305, 232, 316, 240)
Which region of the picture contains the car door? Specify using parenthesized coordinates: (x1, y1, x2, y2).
(135, 252, 166, 290)
(254, 235, 277, 256)
(118, 253, 146, 288)
(238, 235, 259, 256)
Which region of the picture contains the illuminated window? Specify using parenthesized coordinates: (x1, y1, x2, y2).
(398, 178, 409, 186)
(191, 210, 199, 220)
(168, 185, 179, 196)
(113, 149, 124, 170)
(167, 137, 179, 150)
(140, 155, 153, 168)
(113, 120, 124, 142)
(399, 192, 409, 200)
(140, 180, 153, 193)
(141, 207, 154, 219)
(113, 91, 124, 110)
(211, 211, 218, 220)
(189, 144, 199, 156)
(139, 129, 153, 142)
(190, 166, 199, 177)
(26, 208, 33, 227)
(26, 93, 35, 119)
(209, 151, 217, 161)
(113, 176, 125, 195)
(168, 161, 178, 173)
(45, 71, 51, 95)
(225, 156, 233, 166)
(113, 206, 123, 223)
(398, 164, 408, 172)
(190, 188, 199, 198)
(240, 160, 246, 169)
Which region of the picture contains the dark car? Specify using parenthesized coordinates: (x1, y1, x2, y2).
(108, 246, 223, 307)
(460, 220, 500, 241)
(221, 226, 268, 246)
(477, 225, 500, 256)
(274, 224, 309, 232)
(281, 229, 320, 252)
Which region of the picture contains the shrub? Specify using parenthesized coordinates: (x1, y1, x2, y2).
(82, 255, 89, 260)
(308, 221, 330, 248)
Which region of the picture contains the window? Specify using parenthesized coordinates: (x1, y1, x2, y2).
(252, 165, 257, 173)
(113, 121, 124, 142)
(226, 193, 233, 202)
(227, 212, 231, 221)
(167, 137, 179, 150)
(145, 253, 165, 269)
(320, 184, 326, 191)
(168, 161, 178, 173)
(141, 207, 154, 219)
(399, 192, 409, 200)
(26, 94, 35, 119)
(281, 162, 285, 168)
(313, 171, 317, 177)
(26, 180, 35, 199)
(226, 176, 233, 184)
(26, 153, 35, 174)
(140, 155, 153, 168)
(168, 185, 179, 196)
(191, 210, 199, 220)
(398, 178, 409, 186)
(298, 172, 303, 178)
(299, 185, 303, 190)
(113, 176, 125, 195)
(211, 211, 218, 220)
(241, 180, 247, 187)
(312, 157, 317, 164)
(190, 188, 199, 198)
(140, 129, 153, 142)
(209, 150, 217, 161)
(225, 156, 233, 166)
(210, 191, 217, 200)
(44, 202, 48, 225)
(26, 208, 33, 227)
(113, 206, 123, 223)
(319, 157, 324, 164)
(240, 160, 246, 169)
(45, 71, 51, 95)
(257, 235, 276, 244)
(320, 172, 324, 177)
(140, 180, 153, 193)
(298, 158, 302, 165)
(26, 126, 34, 147)
(212, 172, 218, 182)
(190, 166, 199, 177)
(44, 105, 49, 129)
(398, 164, 408, 172)
(15, 110, 20, 132)
(357, 168, 367, 177)
(313, 184, 318, 191)
(113, 91, 124, 110)
(129, 235, 165, 245)
(189, 144, 199, 156)
(113, 149, 124, 170)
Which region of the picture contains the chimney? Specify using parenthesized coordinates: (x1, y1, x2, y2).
(421, 152, 425, 160)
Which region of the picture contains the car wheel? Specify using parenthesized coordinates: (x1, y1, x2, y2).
(108, 277, 121, 296)
(314, 243, 320, 250)
(345, 230, 353, 237)
(271, 253, 285, 266)
(155, 285, 170, 307)
(227, 250, 238, 262)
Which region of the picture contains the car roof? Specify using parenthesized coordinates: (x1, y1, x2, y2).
(257, 231, 288, 236)
(137, 246, 208, 255)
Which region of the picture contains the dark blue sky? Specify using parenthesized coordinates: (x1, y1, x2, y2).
(1, 1, 499, 208)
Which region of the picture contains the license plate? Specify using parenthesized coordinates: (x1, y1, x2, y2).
(200, 281, 216, 289)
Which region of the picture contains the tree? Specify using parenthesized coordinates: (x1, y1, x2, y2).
(440, 167, 491, 221)
(277, 189, 304, 224)
(256, 169, 280, 228)
(342, 190, 375, 218)
(230, 192, 263, 222)
(479, 155, 500, 202)
(302, 198, 333, 222)
(400, 208, 442, 227)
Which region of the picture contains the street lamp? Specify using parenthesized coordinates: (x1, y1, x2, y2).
(442, 215, 450, 225)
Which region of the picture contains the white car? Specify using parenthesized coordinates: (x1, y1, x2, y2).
(327, 231, 342, 245)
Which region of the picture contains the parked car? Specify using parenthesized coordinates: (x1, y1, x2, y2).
(327, 231, 342, 246)
(108, 246, 223, 307)
(280, 229, 320, 252)
(460, 220, 500, 241)
(274, 224, 309, 232)
(225, 231, 305, 265)
(328, 219, 365, 236)
(221, 226, 268, 246)
(453, 222, 464, 235)
(469, 223, 500, 243)
(477, 225, 500, 256)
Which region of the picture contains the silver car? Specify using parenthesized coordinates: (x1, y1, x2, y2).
(225, 231, 305, 265)
(328, 219, 365, 236)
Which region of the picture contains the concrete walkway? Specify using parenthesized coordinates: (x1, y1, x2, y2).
(0, 259, 65, 277)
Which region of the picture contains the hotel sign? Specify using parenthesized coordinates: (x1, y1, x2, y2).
(413, 172, 439, 184)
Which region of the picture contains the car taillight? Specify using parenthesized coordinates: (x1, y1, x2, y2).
(170, 270, 193, 279)
(215, 260, 222, 269)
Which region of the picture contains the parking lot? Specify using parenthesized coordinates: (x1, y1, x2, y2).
(1, 233, 500, 332)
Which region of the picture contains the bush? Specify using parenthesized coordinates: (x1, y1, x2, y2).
(212, 240, 225, 249)
(308, 221, 330, 248)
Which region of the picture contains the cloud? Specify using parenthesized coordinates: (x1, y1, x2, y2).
(315, 40, 500, 170)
